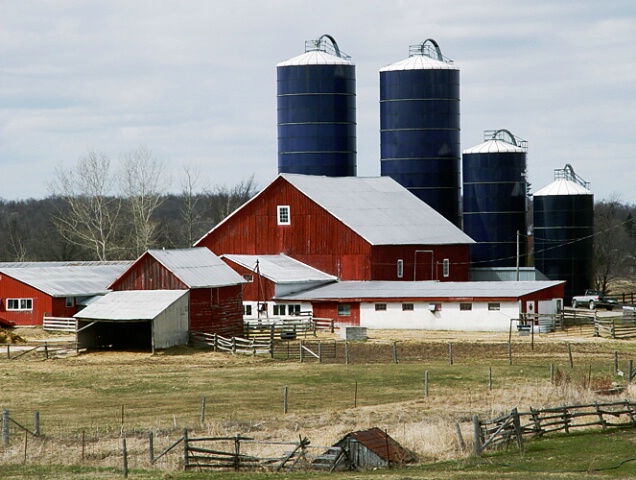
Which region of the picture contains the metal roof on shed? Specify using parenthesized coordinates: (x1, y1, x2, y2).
(281, 174, 474, 246)
(278, 280, 564, 301)
(145, 248, 246, 288)
(74, 290, 187, 321)
(0, 263, 132, 297)
(222, 254, 337, 284)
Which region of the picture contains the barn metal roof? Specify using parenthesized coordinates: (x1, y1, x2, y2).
(74, 290, 187, 321)
(280, 174, 474, 246)
(145, 248, 247, 288)
(0, 262, 132, 297)
(278, 280, 564, 301)
(222, 254, 337, 284)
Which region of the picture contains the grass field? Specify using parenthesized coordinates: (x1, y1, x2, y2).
(2, 328, 636, 478)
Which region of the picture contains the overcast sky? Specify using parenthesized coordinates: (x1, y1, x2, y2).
(1, 1, 635, 203)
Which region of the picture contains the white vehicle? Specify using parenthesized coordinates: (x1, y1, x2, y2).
(571, 290, 618, 311)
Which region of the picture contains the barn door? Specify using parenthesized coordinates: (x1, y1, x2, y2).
(526, 300, 536, 314)
(414, 250, 434, 281)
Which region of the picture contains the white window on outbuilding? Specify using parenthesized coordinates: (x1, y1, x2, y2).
(397, 259, 404, 279)
(277, 205, 291, 225)
(7, 298, 33, 311)
(338, 304, 351, 316)
(443, 259, 450, 278)
(66, 297, 74, 308)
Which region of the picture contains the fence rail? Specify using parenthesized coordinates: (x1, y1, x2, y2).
(474, 400, 636, 456)
(0, 341, 79, 360)
(42, 316, 77, 333)
(190, 332, 272, 356)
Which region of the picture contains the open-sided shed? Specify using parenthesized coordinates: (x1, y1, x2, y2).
(74, 290, 188, 352)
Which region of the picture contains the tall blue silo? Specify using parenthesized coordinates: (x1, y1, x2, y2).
(277, 34, 356, 177)
(380, 39, 460, 226)
(533, 165, 594, 302)
(463, 130, 528, 268)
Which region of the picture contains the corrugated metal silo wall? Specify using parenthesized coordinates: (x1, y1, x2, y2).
(277, 64, 357, 176)
(380, 69, 461, 226)
(463, 150, 527, 267)
(533, 194, 594, 301)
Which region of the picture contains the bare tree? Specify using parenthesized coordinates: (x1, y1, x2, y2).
(119, 146, 170, 257)
(48, 149, 121, 261)
(217, 174, 258, 220)
(180, 163, 206, 247)
(594, 195, 634, 293)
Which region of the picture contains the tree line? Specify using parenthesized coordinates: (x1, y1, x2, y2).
(1, 148, 635, 292)
(0, 147, 257, 262)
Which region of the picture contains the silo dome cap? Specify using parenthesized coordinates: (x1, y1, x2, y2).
(381, 38, 457, 71)
(534, 179, 593, 196)
(463, 139, 526, 154)
(277, 34, 354, 66)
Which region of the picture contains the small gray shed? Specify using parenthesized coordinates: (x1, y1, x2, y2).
(74, 290, 189, 352)
(333, 428, 417, 470)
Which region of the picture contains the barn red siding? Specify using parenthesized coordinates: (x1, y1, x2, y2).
(189, 286, 243, 337)
(312, 302, 360, 327)
(221, 260, 275, 302)
(197, 177, 374, 280)
(0, 275, 80, 326)
(370, 245, 470, 281)
(110, 254, 187, 291)
(198, 177, 470, 282)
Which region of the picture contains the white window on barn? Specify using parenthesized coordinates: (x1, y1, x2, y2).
(243, 304, 252, 316)
(460, 303, 472, 311)
(66, 297, 74, 308)
(7, 298, 33, 311)
(488, 303, 500, 311)
(402, 303, 414, 311)
(443, 259, 450, 278)
(288, 304, 301, 315)
(397, 259, 404, 279)
(338, 304, 351, 316)
(375, 303, 387, 311)
(277, 205, 291, 225)
(273, 304, 286, 316)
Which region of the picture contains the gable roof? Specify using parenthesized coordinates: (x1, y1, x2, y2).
(0, 262, 132, 297)
(278, 280, 565, 301)
(222, 254, 337, 284)
(139, 248, 247, 289)
(196, 174, 474, 247)
(74, 290, 187, 321)
(336, 428, 417, 464)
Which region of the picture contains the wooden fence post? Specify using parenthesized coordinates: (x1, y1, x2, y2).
(472, 415, 481, 457)
(511, 408, 524, 453)
(213, 333, 218, 352)
(2, 409, 9, 446)
(614, 351, 619, 373)
(424, 371, 429, 398)
(81, 430, 85, 462)
(488, 367, 492, 391)
(455, 421, 466, 451)
(284, 386, 289, 414)
(628, 360, 633, 384)
(319, 342, 323, 363)
(354, 381, 358, 408)
(149, 431, 154, 464)
(393, 341, 399, 364)
(345, 341, 349, 365)
(449, 342, 454, 365)
(123, 438, 129, 478)
(183, 428, 189, 469)
(44, 342, 49, 359)
(299, 340, 304, 363)
(234, 433, 241, 471)
(567, 343, 573, 368)
(200, 396, 206, 426)
(7, 344, 10, 360)
(33, 411, 40, 436)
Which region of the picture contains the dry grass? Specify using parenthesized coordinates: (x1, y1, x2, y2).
(1, 327, 636, 475)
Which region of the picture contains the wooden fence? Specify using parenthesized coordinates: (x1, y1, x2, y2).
(473, 400, 636, 456)
(2, 409, 40, 446)
(189, 331, 272, 356)
(150, 430, 345, 472)
(42, 316, 77, 333)
(0, 341, 79, 360)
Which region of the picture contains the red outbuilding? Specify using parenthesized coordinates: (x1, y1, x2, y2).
(109, 248, 247, 336)
(196, 174, 474, 282)
(0, 262, 131, 326)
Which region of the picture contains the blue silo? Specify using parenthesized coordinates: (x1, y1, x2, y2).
(533, 165, 594, 302)
(463, 130, 528, 268)
(380, 39, 460, 226)
(277, 34, 356, 177)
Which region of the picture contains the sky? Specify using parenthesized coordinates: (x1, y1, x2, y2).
(1, 1, 635, 203)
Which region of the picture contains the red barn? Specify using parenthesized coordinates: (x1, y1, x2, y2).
(109, 248, 246, 336)
(0, 262, 131, 326)
(196, 174, 474, 282)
